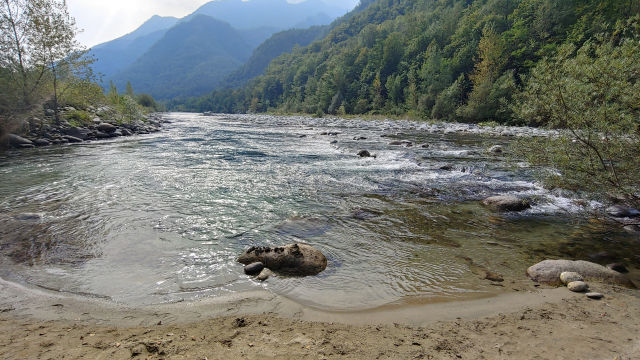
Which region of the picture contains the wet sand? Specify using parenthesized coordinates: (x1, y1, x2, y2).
(1, 277, 639, 359)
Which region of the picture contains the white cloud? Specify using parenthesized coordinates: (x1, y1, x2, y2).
(68, 0, 359, 48)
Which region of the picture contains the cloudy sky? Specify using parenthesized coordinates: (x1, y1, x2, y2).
(68, 0, 359, 48)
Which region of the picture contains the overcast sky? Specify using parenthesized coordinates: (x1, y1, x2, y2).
(67, 0, 359, 48)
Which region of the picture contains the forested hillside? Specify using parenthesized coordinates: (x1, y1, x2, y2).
(111, 15, 253, 100)
(175, 0, 640, 124)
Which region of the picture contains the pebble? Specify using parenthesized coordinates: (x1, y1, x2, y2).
(586, 292, 604, 300)
(560, 271, 583, 284)
(243, 262, 264, 275)
(567, 281, 589, 292)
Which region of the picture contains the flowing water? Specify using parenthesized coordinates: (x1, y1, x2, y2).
(0, 113, 638, 310)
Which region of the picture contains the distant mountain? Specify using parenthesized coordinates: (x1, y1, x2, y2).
(224, 25, 329, 88)
(110, 15, 252, 99)
(90, 0, 355, 99)
(90, 16, 178, 80)
(191, 0, 346, 30)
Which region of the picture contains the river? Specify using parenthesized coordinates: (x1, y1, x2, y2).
(0, 113, 637, 310)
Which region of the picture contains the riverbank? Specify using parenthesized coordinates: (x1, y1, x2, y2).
(1, 107, 167, 150)
(0, 277, 638, 359)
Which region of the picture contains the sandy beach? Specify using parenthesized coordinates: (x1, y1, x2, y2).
(1, 276, 638, 360)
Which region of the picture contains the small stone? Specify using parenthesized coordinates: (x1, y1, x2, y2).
(586, 292, 604, 300)
(560, 271, 583, 285)
(484, 271, 504, 282)
(244, 262, 264, 276)
(257, 268, 273, 281)
(489, 145, 504, 154)
(357, 150, 372, 158)
(567, 281, 589, 292)
(606, 263, 629, 273)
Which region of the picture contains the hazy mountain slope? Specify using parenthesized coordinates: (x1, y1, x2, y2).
(191, 0, 346, 30)
(89, 16, 178, 80)
(111, 15, 252, 99)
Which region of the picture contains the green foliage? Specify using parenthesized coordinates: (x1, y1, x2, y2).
(64, 109, 92, 127)
(513, 18, 640, 205)
(172, 0, 640, 123)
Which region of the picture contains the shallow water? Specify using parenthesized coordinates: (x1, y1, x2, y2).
(0, 113, 638, 310)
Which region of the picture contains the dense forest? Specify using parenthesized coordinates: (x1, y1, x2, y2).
(171, 0, 639, 125)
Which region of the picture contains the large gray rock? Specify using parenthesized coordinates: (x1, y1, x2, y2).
(482, 195, 531, 212)
(97, 123, 117, 133)
(63, 127, 92, 140)
(527, 260, 635, 288)
(62, 135, 83, 143)
(238, 243, 327, 276)
(33, 138, 51, 147)
(5, 134, 33, 148)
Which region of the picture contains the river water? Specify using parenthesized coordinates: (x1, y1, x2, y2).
(0, 113, 637, 310)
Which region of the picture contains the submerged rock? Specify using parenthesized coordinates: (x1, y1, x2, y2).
(482, 195, 531, 212)
(606, 205, 640, 218)
(238, 243, 327, 276)
(488, 145, 504, 154)
(567, 281, 589, 292)
(527, 260, 635, 288)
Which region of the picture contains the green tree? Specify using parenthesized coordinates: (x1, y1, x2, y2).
(126, 81, 134, 97)
(514, 20, 640, 206)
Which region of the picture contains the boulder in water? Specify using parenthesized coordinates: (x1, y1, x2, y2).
(244, 262, 264, 275)
(238, 243, 327, 276)
(357, 150, 373, 158)
(527, 260, 635, 288)
(482, 195, 531, 212)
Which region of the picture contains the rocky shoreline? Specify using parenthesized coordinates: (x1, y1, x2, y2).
(1, 106, 168, 150)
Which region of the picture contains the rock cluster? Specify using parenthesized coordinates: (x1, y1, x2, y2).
(527, 259, 635, 288)
(1, 107, 167, 150)
(238, 243, 327, 278)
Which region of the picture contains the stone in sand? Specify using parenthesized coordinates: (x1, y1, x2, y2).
(560, 272, 583, 285)
(586, 292, 604, 300)
(238, 243, 327, 276)
(567, 281, 589, 292)
(482, 195, 531, 212)
(527, 260, 635, 288)
(244, 262, 264, 275)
